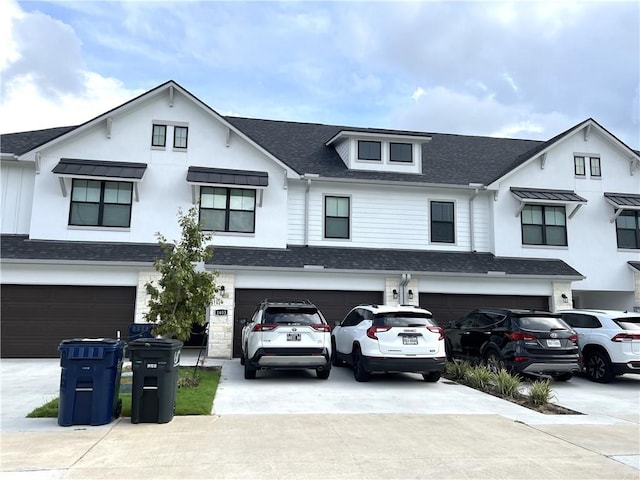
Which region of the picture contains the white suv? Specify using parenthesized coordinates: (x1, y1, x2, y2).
(331, 304, 445, 382)
(240, 299, 332, 380)
(559, 309, 640, 383)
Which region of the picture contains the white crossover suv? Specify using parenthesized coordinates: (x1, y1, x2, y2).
(240, 299, 332, 380)
(331, 304, 446, 382)
(559, 309, 640, 383)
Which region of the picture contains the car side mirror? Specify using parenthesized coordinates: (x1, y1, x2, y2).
(334, 320, 342, 327)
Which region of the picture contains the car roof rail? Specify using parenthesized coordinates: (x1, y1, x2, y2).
(262, 298, 314, 306)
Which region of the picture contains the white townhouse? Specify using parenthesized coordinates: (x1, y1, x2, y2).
(1, 80, 639, 358)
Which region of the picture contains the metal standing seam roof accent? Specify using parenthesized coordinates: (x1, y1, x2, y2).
(604, 192, 640, 208)
(629, 261, 640, 272)
(510, 187, 587, 203)
(52, 158, 147, 180)
(186, 166, 269, 187)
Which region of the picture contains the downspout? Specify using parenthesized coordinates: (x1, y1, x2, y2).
(400, 273, 411, 304)
(304, 178, 311, 245)
(468, 184, 485, 252)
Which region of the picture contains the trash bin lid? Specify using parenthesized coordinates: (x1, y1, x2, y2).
(59, 338, 123, 347)
(127, 338, 183, 350)
(58, 338, 124, 359)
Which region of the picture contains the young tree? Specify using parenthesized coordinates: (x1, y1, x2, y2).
(144, 205, 218, 341)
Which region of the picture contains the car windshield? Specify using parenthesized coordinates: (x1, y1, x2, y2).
(264, 307, 324, 326)
(516, 316, 569, 332)
(373, 312, 434, 327)
(613, 316, 640, 330)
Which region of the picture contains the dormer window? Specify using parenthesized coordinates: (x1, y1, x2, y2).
(358, 141, 381, 161)
(390, 143, 413, 163)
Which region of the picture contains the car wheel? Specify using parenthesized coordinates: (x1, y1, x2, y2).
(331, 339, 343, 367)
(352, 348, 370, 382)
(240, 351, 246, 366)
(422, 371, 441, 382)
(552, 373, 573, 382)
(584, 350, 614, 383)
(316, 368, 330, 380)
(445, 339, 454, 362)
(484, 350, 504, 374)
(244, 361, 257, 380)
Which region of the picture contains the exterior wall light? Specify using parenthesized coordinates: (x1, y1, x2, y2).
(392, 289, 398, 299)
(408, 289, 414, 300)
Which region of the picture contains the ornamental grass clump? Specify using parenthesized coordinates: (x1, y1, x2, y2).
(492, 369, 522, 398)
(444, 360, 472, 380)
(464, 364, 493, 390)
(529, 378, 554, 405)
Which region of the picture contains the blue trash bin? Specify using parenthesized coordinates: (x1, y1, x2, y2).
(58, 338, 124, 427)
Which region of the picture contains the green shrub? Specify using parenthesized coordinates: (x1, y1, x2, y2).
(464, 364, 493, 390)
(444, 360, 472, 380)
(493, 369, 521, 398)
(529, 379, 554, 405)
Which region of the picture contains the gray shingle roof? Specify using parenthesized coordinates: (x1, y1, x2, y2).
(629, 261, 640, 272)
(1, 235, 583, 278)
(0, 126, 77, 155)
(186, 166, 269, 186)
(53, 158, 147, 179)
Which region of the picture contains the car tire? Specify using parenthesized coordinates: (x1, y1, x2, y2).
(422, 371, 441, 382)
(240, 351, 246, 366)
(352, 348, 370, 382)
(244, 362, 257, 380)
(331, 339, 343, 367)
(484, 350, 504, 374)
(316, 368, 330, 379)
(552, 373, 573, 382)
(584, 350, 615, 383)
(445, 339, 454, 362)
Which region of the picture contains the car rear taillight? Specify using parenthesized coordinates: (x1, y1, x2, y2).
(367, 326, 391, 339)
(427, 326, 444, 340)
(311, 324, 332, 332)
(253, 324, 277, 332)
(611, 333, 640, 342)
(514, 356, 530, 362)
(505, 332, 536, 341)
(569, 333, 578, 342)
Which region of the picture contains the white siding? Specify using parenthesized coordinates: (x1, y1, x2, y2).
(1, 161, 35, 234)
(491, 128, 640, 292)
(26, 90, 291, 248)
(287, 182, 306, 244)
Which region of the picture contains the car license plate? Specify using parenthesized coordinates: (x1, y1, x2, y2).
(547, 339, 561, 347)
(402, 336, 418, 345)
(287, 333, 301, 341)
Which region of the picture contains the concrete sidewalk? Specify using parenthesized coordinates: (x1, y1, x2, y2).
(1, 355, 639, 479)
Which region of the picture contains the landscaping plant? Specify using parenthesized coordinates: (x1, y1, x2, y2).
(493, 368, 522, 398)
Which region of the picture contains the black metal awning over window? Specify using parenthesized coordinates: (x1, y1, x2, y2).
(186, 166, 268, 187)
(510, 187, 587, 219)
(52, 158, 147, 180)
(604, 192, 640, 209)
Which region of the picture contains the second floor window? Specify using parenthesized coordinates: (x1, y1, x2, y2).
(390, 143, 413, 163)
(590, 157, 601, 177)
(616, 211, 640, 249)
(69, 179, 132, 227)
(199, 187, 255, 233)
(152, 124, 166, 147)
(521, 205, 567, 246)
(174, 126, 188, 149)
(431, 201, 455, 243)
(574, 156, 585, 176)
(358, 141, 381, 161)
(325, 196, 350, 239)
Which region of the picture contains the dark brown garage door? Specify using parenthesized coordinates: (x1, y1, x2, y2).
(1, 285, 136, 358)
(419, 293, 549, 327)
(232, 289, 382, 357)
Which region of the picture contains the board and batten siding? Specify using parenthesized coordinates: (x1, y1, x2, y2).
(1, 162, 35, 234)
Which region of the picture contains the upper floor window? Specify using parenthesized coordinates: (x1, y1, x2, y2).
(358, 141, 381, 161)
(590, 157, 601, 177)
(574, 156, 585, 176)
(521, 205, 567, 246)
(174, 126, 188, 149)
(69, 179, 132, 227)
(616, 211, 640, 249)
(325, 196, 350, 239)
(199, 187, 255, 233)
(430, 201, 455, 243)
(152, 124, 166, 147)
(390, 143, 413, 163)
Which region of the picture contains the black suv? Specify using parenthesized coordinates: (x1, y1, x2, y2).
(240, 299, 332, 379)
(444, 308, 581, 380)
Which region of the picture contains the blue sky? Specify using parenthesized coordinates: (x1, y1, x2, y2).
(2, 0, 639, 148)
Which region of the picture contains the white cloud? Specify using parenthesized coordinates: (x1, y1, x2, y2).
(0, 1, 141, 133)
(412, 87, 426, 102)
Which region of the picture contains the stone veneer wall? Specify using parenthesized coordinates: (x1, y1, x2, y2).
(551, 281, 573, 312)
(634, 270, 640, 313)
